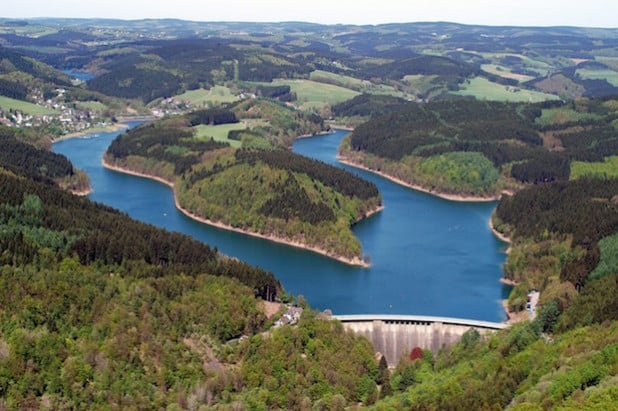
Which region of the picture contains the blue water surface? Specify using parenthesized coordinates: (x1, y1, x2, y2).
(62, 69, 95, 82)
(54, 126, 510, 321)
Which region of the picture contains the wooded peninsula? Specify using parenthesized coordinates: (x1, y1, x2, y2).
(103, 105, 382, 265)
(337, 96, 618, 200)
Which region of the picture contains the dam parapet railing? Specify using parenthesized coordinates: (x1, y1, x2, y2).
(333, 314, 507, 330)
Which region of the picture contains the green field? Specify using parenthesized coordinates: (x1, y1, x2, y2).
(535, 107, 601, 126)
(570, 156, 618, 180)
(271, 79, 360, 110)
(76, 101, 108, 112)
(479, 52, 553, 77)
(365, 84, 414, 99)
(402, 74, 444, 98)
(0, 96, 57, 115)
(309, 70, 366, 90)
(310, 70, 414, 99)
(481, 64, 535, 83)
(173, 86, 239, 107)
(0, 24, 57, 37)
(193, 123, 246, 147)
(576, 68, 618, 86)
(596, 57, 618, 71)
(452, 77, 559, 102)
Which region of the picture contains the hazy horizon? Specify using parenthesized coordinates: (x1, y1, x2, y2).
(2, 0, 616, 28)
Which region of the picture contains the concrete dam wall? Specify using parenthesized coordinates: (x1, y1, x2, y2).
(334, 315, 507, 366)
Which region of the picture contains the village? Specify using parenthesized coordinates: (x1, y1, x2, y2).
(0, 85, 114, 135)
(0, 83, 221, 137)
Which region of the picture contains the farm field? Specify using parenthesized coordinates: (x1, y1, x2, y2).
(0, 96, 57, 115)
(479, 52, 553, 76)
(571, 156, 618, 180)
(193, 119, 268, 148)
(535, 106, 601, 126)
(0, 24, 57, 37)
(481, 64, 535, 82)
(577, 68, 618, 86)
(75, 101, 108, 112)
(402, 74, 444, 98)
(310, 70, 415, 99)
(309, 70, 366, 90)
(452, 77, 559, 102)
(193, 123, 245, 147)
(596, 57, 618, 70)
(271, 79, 360, 110)
(173, 86, 239, 106)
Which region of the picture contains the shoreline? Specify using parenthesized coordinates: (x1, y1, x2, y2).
(337, 155, 518, 291)
(337, 155, 501, 202)
(52, 123, 130, 142)
(102, 158, 378, 267)
(488, 221, 519, 286)
(489, 219, 513, 252)
(69, 188, 93, 197)
(501, 299, 528, 325)
(295, 129, 336, 139)
(328, 124, 355, 131)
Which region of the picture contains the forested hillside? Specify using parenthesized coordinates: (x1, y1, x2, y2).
(492, 178, 618, 323)
(104, 108, 381, 264)
(0, 143, 386, 409)
(0, 48, 72, 87)
(0, 126, 89, 193)
(372, 321, 618, 409)
(339, 96, 618, 198)
(0, 169, 280, 300)
(84, 39, 317, 104)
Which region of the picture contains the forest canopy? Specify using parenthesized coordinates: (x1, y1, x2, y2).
(340, 97, 618, 197)
(105, 107, 381, 263)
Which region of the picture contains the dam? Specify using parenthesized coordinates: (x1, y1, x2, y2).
(334, 314, 508, 366)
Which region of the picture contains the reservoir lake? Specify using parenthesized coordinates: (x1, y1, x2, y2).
(54, 125, 510, 322)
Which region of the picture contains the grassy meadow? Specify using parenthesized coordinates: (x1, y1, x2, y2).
(402, 74, 449, 99)
(535, 106, 602, 126)
(310, 70, 415, 99)
(577, 68, 618, 86)
(570, 156, 618, 180)
(452, 77, 559, 102)
(173, 86, 239, 106)
(309, 70, 366, 90)
(0, 96, 57, 115)
(596, 57, 618, 71)
(75, 101, 108, 112)
(193, 123, 245, 147)
(271, 79, 360, 110)
(480, 52, 553, 77)
(481, 64, 535, 83)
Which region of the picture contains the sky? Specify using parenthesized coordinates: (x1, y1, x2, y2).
(2, 0, 617, 28)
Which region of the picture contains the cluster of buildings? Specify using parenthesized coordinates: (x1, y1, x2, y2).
(0, 88, 110, 135)
(150, 97, 191, 118)
(273, 305, 303, 328)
